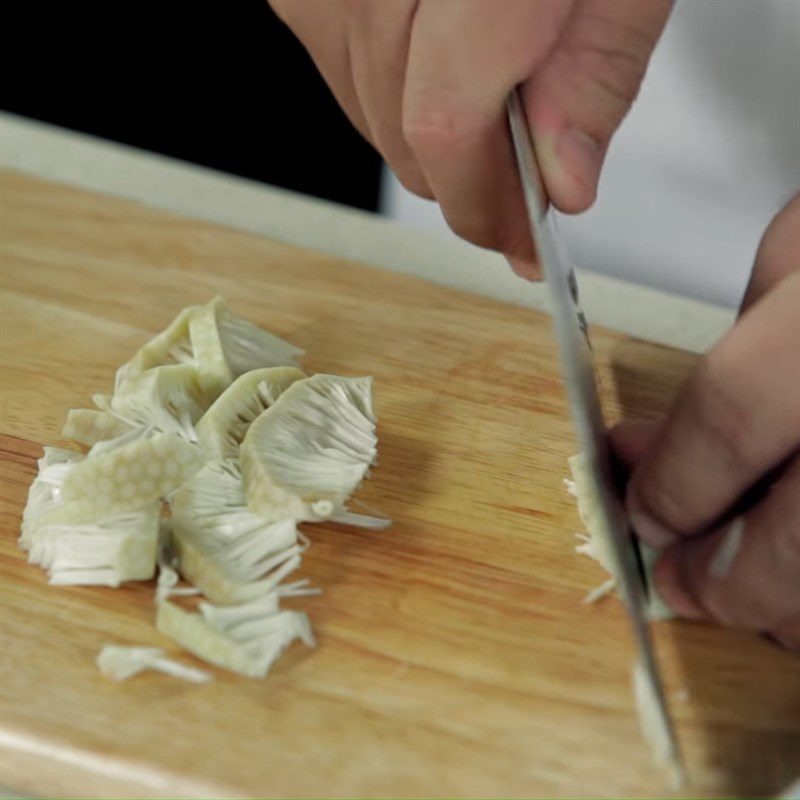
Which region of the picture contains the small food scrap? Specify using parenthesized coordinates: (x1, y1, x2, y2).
(156, 597, 314, 679)
(97, 645, 211, 683)
(20, 298, 387, 681)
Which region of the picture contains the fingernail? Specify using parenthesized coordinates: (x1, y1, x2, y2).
(555, 128, 601, 194)
(505, 254, 540, 280)
(627, 492, 678, 548)
(653, 551, 705, 620)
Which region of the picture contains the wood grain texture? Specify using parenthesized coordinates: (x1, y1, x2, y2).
(1, 170, 797, 799)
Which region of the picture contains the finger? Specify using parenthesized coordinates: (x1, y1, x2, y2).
(347, 0, 432, 198)
(402, 0, 574, 271)
(506, 255, 541, 281)
(740, 193, 800, 314)
(608, 420, 661, 469)
(525, 0, 672, 212)
(653, 454, 800, 648)
(626, 271, 800, 547)
(269, 0, 374, 144)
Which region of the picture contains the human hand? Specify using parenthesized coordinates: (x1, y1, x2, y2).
(269, 0, 672, 277)
(612, 195, 800, 649)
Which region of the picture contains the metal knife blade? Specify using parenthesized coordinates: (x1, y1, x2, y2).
(506, 87, 682, 777)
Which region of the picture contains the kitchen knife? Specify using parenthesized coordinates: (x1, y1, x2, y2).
(506, 86, 683, 779)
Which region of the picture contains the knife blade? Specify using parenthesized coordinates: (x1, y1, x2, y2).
(506, 87, 682, 779)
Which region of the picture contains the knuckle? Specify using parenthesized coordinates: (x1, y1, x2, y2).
(563, 16, 657, 128)
(402, 105, 472, 155)
(638, 469, 690, 531)
(571, 47, 643, 109)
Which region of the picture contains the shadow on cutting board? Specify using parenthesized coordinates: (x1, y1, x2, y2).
(296, 425, 437, 594)
(608, 339, 800, 798)
(660, 621, 800, 798)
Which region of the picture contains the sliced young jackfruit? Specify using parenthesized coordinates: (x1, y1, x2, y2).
(111, 364, 207, 441)
(30, 434, 203, 529)
(156, 597, 314, 678)
(62, 408, 133, 447)
(97, 645, 211, 683)
(170, 460, 302, 604)
(27, 503, 160, 586)
(115, 303, 201, 391)
(568, 452, 672, 620)
(18, 297, 388, 684)
(195, 367, 306, 459)
(189, 297, 304, 403)
(20, 447, 85, 548)
(240, 374, 378, 523)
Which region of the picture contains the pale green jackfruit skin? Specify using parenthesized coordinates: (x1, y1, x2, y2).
(156, 600, 267, 678)
(189, 297, 305, 405)
(117, 304, 199, 387)
(116, 508, 161, 582)
(189, 298, 233, 403)
(171, 533, 289, 605)
(62, 408, 133, 447)
(30, 434, 204, 529)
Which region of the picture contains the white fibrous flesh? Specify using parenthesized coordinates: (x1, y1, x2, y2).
(241, 374, 378, 523)
(569, 453, 680, 778)
(97, 645, 211, 683)
(171, 460, 302, 604)
(20, 298, 387, 682)
(196, 367, 306, 460)
(567, 452, 672, 620)
(110, 364, 207, 442)
(29, 504, 160, 587)
(114, 304, 199, 391)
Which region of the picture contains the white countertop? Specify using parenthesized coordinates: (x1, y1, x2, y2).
(0, 112, 735, 354)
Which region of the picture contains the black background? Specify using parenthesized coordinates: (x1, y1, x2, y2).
(2, 1, 383, 212)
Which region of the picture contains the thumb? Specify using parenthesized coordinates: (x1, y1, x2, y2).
(522, 0, 672, 213)
(740, 193, 800, 314)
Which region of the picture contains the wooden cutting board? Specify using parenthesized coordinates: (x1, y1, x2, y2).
(1, 170, 798, 799)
